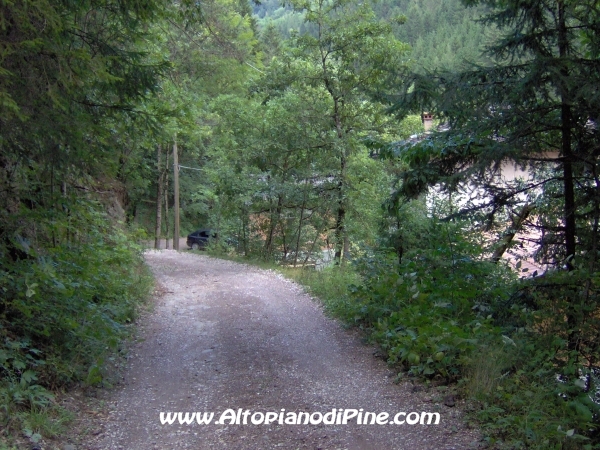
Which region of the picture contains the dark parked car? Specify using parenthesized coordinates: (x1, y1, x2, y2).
(187, 229, 217, 250)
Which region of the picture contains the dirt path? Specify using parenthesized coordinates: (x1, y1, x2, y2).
(95, 250, 480, 449)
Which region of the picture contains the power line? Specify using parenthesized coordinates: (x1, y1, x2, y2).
(178, 164, 205, 171)
(245, 62, 265, 74)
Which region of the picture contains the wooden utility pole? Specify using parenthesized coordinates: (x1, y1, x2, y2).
(164, 150, 170, 250)
(173, 136, 180, 250)
(154, 144, 163, 249)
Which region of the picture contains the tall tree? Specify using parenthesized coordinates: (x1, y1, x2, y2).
(390, 0, 600, 269)
(0, 0, 172, 223)
(265, 0, 409, 263)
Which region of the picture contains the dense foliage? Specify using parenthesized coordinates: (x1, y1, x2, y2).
(368, 0, 600, 447)
(2, 0, 599, 447)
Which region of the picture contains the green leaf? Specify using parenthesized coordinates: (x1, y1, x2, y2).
(12, 360, 26, 370)
(568, 401, 593, 422)
(25, 283, 38, 298)
(86, 365, 103, 385)
(21, 370, 37, 384)
(407, 353, 420, 364)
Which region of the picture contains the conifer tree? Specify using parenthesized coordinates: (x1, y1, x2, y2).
(391, 0, 600, 270)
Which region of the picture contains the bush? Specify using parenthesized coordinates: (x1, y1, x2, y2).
(343, 218, 510, 380)
(0, 198, 153, 438)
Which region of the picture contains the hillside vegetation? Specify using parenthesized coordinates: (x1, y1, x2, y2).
(253, 0, 491, 70)
(1, 0, 599, 448)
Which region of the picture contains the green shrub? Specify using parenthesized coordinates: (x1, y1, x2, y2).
(470, 332, 600, 449)
(344, 218, 511, 380)
(0, 198, 153, 439)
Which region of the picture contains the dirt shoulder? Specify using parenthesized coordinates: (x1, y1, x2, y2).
(81, 250, 480, 449)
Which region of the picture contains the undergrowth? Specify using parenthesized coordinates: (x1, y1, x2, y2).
(0, 198, 153, 445)
(279, 265, 361, 314)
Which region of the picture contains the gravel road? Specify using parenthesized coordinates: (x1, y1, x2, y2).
(96, 250, 480, 449)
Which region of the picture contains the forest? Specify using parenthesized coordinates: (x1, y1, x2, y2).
(1, 0, 599, 447)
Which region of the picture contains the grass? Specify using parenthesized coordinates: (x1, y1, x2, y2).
(279, 265, 361, 314)
(463, 343, 513, 400)
(0, 403, 73, 448)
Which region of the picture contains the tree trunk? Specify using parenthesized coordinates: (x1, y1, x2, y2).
(242, 207, 248, 257)
(394, 218, 404, 265)
(558, 0, 576, 268)
(491, 204, 534, 263)
(332, 101, 347, 265)
(280, 218, 288, 261)
(293, 188, 307, 267)
(557, 0, 578, 354)
(264, 194, 283, 258)
(320, 33, 348, 266)
(334, 154, 346, 265)
(303, 231, 320, 267)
